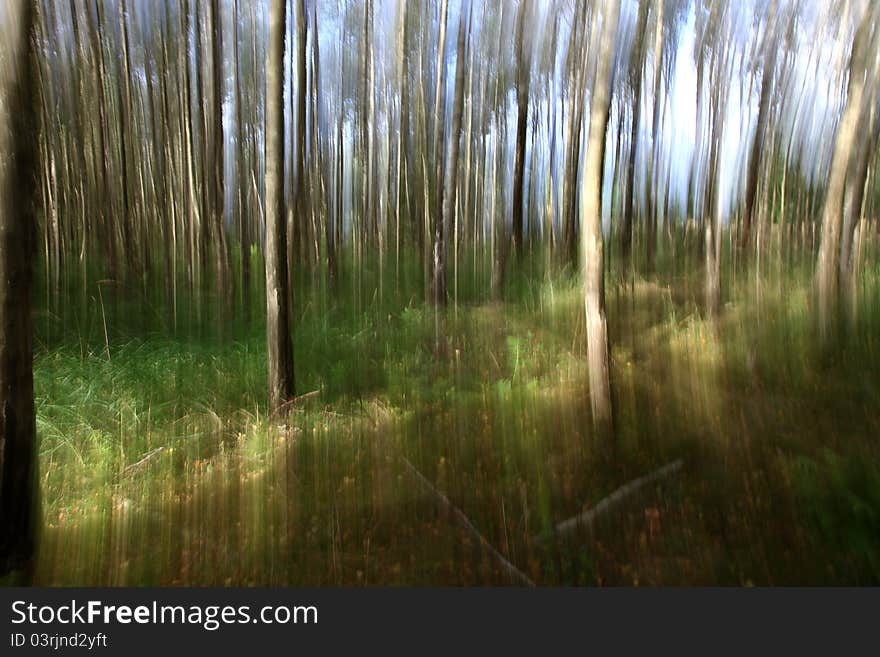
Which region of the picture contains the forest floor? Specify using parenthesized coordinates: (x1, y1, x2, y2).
(29, 254, 880, 585)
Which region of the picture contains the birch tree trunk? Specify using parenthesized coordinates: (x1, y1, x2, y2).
(815, 3, 876, 339)
(581, 0, 620, 432)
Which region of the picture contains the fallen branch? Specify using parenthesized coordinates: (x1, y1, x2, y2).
(399, 456, 536, 587)
(548, 459, 684, 541)
(271, 389, 322, 419)
(119, 446, 166, 479)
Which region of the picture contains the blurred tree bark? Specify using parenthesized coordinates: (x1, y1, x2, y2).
(210, 0, 231, 310)
(816, 2, 878, 339)
(582, 0, 620, 432)
(431, 0, 450, 305)
(0, 0, 39, 583)
(511, 0, 531, 260)
(620, 0, 650, 264)
(266, 0, 296, 411)
(645, 0, 665, 273)
(739, 0, 778, 253)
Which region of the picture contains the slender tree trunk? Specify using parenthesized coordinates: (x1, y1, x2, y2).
(621, 0, 649, 263)
(294, 0, 308, 269)
(234, 0, 251, 321)
(430, 0, 450, 303)
(582, 0, 620, 432)
(210, 0, 231, 311)
(563, 3, 591, 268)
(394, 0, 410, 287)
(439, 2, 469, 308)
(194, 0, 209, 309)
(645, 0, 665, 273)
(740, 0, 778, 253)
(266, 0, 295, 412)
(118, 0, 134, 278)
(511, 0, 531, 260)
(489, 3, 507, 299)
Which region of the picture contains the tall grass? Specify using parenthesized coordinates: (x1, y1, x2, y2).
(30, 242, 880, 585)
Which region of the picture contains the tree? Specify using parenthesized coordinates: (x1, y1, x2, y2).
(690, 0, 731, 318)
(210, 0, 231, 306)
(562, 0, 591, 268)
(234, 0, 251, 320)
(294, 0, 309, 271)
(430, 0, 450, 305)
(441, 0, 471, 309)
(489, 1, 508, 300)
(620, 0, 650, 264)
(510, 0, 531, 259)
(839, 23, 880, 309)
(266, 0, 296, 412)
(581, 0, 621, 432)
(645, 0, 666, 272)
(815, 2, 878, 338)
(0, 0, 39, 582)
(739, 0, 779, 253)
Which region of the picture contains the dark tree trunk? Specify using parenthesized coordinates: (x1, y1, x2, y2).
(511, 0, 530, 259)
(740, 0, 778, 252)
(294, 0, 308, 269)
(620, 0, 650, 263)
(0, 0, 39, 582)
(210, 0, 231, 310)
(437, 1, 469, 307)
(430, 0, 450, 303)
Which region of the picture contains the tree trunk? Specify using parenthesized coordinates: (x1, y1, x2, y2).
(295, 0, 309, 267)
(581, 0, 620, 432)
(210, 0, 231, 310)
(840, 63, 880, 296)
(430, 0, 450, 304)
(234, 0, 251, 321)
(645, 0, 665, 273)
(511, 0, 530, 259)
(563, 3, 591, 268)
(815, 3, 876, 339)
(438, 1, 469, 308)
(118, 0, 136, 279)
(620, 0, 650, 263)
(740, 0, 778, 253)
(489, 2, 507, 299)
(266, 0, 295, 412)
(0, 0, 38, 581)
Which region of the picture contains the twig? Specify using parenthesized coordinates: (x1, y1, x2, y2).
(271, 389, 322, 418)
(97, 287, 111, 362)
(291, 389, 321, 403)
(548, 459, 684, 541)
(118, 446, 166, 479)
(399, 456, 535, 587)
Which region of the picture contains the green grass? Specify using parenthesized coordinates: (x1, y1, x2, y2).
(29, 243, 880, 585)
